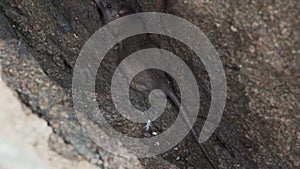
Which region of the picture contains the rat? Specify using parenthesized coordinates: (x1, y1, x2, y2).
(94, 0, 141, 24)
(94, 1, 218, 168)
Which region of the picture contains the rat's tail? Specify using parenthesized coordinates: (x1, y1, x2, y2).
(163, 87, 219, 169)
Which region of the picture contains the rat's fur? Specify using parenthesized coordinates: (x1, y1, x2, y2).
(94, 1, 218, 168)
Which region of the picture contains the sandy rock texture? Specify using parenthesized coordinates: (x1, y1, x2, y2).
(0, 68, 98, 169)
(0, 0, 299, 169)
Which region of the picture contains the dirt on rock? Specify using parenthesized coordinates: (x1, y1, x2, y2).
(0, 0, 299, 169)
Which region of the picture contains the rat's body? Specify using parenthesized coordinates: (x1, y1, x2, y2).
(94, 1, 218, 168)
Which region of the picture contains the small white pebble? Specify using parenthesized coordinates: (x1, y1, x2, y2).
(152, 132, 158, 136)
(176, 156, 180, 161)
(230, 25, 238, 32)
(154, 142, 160, 146)
(173, 147, 178, 151)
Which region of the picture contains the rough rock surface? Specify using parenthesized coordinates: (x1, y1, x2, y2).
(0, 69, 98, 169)
(0, 0, 299, 169)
